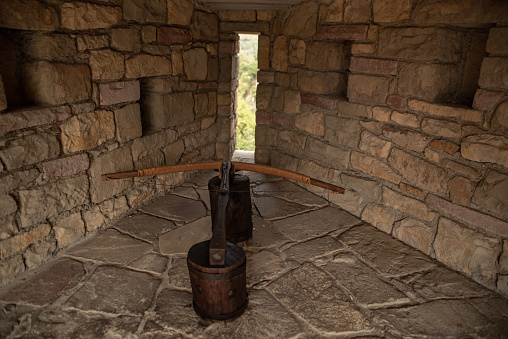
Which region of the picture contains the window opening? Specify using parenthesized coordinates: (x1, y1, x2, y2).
(236, 34, 258, 152)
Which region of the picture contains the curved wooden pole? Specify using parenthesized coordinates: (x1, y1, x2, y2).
(101, 161, 345, 194)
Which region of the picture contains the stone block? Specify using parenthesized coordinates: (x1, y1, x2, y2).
(393, 218, 433, 255)
(61, 2, 121, 30)
(386, 95, 407, 109)
(131, 129, 178, 161)
(0, 224, 50, 260)
(461, 134, 508, 168)
(167, 0, 193, 25)
(359, 130, 391, 158)
(305, 138, 349, 169)
(343, 0, 371, 23)
(257, 71, 275, 84)
(18, 176, 89, 227)
(378, 27, 462, 63)
(361, 203, 397, 233)
(298, 70, 346, 96)
(165, 92, 194, 126)
(0, 76, 6, 112)
(89, 49, 124, 81)
(429, 139, 459, 155)
(125, 54, 171, 79)
(183, 48, 208, 81)
(178, 121, 201, 137)
(162, 139, 185, 165)
(350, 57, 398, 75)
(486, 27, 508, 55)
(348, 74, 392, 104)
(90, 147, 132, 204)
(341, 173, 381, 199)
(1, 0, 58, 30)
(351, 151, 401, 184)
(42, 154, 89, 179)
(0, 169, 39, 195)
(54, 213, 84, 248)
(115, 104, 142, 143)
(449, 175, 473, 205)
(191, 11, 219, 42)
(289, 39, 306, 65)
(0, 194, 17, 219)
(282, 1, 318, 38)
(277, 130, 306, 155)
(76, 34, 109, 51)
(257, 10, 275, 21)
(295, 112, 324, 137)
(195, 93, 213, 118)
(373, 0, 411, 22)
(472, 170, 508, 221)
(421, 118, 462, 140)
(391, 111, 419, 128)
(399, 182, 423, 197)
(388, 148, 447, 194)
(372, 106, 391, 122)
(220, 21, 269, 34)
(315, 24, 369, 41)
(23, 33, 76, 59)
(272, 36, 288, 72)
(412, 0, 508, 25)
(141, 26, 156, 43)
(478, 57, 508, 90)
(0, 133, 60, 171)
(398, 63, 459, 102)
(351, 43, 375, 55)
(273, 113, 295, 128)
(256, 85, 272, 110)
(408, 99, 482, 123)
(382, 125, 431, 152)
(258, 35, 270, 70)
(492, 100, 508, 136)
(61, 111, 115, 153)
(219, 10, 256, 21)
(472, 89, 503, 112)
(123, 0, 166, 23)
(442, 159, 480, 180)
(157, 27, 191, 44)
(383, 187, 436, 222)
(0, 106, 71, 136)
(284, 90, 301, 113)
(23, 61, 91, 106)
(99, 80, 140, 106)
(301, 93, 336, 110)
(424, 148, 440, 163)
(434, 218, 500, 287)
(306, 41, 350, 71)
(111, 28, 141, 52)
(426, 194, 508, 238)
(324, 115, 362, 148)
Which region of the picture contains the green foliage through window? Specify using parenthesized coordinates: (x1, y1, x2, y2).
(236, 34, 258, 151)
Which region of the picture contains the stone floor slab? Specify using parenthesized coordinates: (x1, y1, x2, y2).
(115, 212, 176, 243)
(374, 299, 494, 337)
(245, 215, 290, 248)
(281, 236, 343, 264)
(66, 229, 153, 264)
(253, 180, 329, 207)
(141, 194, 207, 223)
(406, 266, 490, 300)
(129, 253, 168, 274)
(272, 206, 361, 241)
(64, 266, 160, 315)
(340, 224, 435, 276)
(254, 196, 311, 220)
(2, 258, 84, 306)
(159, 217, 212, 255)
(167, 257, 192, 290)
(206, 289, 303, 338)
(267, 263, 372, 333)
(246, 250, 285, 285)
(323, 254, 410, 306)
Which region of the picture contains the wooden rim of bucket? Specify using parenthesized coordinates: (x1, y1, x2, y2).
(187, 240, 246, 274)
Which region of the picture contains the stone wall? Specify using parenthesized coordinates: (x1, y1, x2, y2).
(228, 0, 508, 296)
(0, 0, 220, 285)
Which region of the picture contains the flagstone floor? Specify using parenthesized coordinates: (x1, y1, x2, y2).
(1, 153, 507, 338)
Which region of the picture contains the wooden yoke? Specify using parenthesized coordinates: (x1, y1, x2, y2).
(101, 161, 345, 194)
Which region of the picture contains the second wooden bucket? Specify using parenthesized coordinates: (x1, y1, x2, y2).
(208, 174, 253, 242)
(187, 240, 248, 322)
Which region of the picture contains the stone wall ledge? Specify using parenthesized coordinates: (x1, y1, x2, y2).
(408, 99, 483, 123)
(315, 24, 369, 41)
(426, 194, 508, 238)
(0, 106, 72, 136)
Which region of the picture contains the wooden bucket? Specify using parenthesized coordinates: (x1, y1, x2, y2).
(208, 174, 253, 243)
(187, 240, 248, 322)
